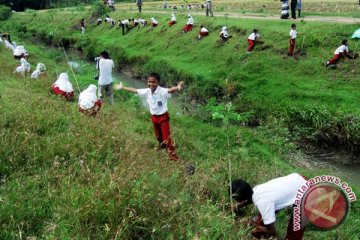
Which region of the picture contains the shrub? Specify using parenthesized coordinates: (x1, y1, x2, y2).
(0, 5, 12, 21)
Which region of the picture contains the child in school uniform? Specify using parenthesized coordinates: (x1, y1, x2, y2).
(80, 18, 85, 34)
(326, 39, 355, 67)
(138, 18, 148, 26)
(114, 73, 184, 161)
(78, 84, 102, 117)
(230, 173, 308, 240)
(51, 72, 74, 101)
(151, 17, 158, 27)
(14, 57, 31, 77)
(219, 26, 231, 41)
(280, 0, 289, 19)
(168, 13, 176, 26)
(288, 24, 297, 56)
(119, 19, 131, 35)
(31, 63, 46, 79)
(183, 14, 194, 33)
(247, 29, 261, 52)
(198, 25, 209, 39)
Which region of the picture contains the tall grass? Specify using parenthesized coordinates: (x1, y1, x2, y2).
(0, 8, 360, 239)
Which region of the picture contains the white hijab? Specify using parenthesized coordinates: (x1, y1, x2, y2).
(171, 13, 176, 21)
(78, 84, 98, 110)
(31, 63, 46, 79)
(53, 73, 74, 93)
(187, 14, 194, 25)
(220, 26, 228, 37)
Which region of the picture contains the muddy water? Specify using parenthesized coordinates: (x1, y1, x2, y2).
(304, 150, 360, 189)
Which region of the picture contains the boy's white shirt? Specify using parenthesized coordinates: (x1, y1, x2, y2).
(137, 86, 171, 115)
(248, 33, 260, 40)
(334, 45, 349, 54)
(200, 27, 208, 33)
(290, 29, 297, 39)
(252, 173, 307, 225)
(98, 59, 114, 85)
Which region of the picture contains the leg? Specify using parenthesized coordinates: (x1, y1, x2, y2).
(209, 2, 213, 16)
(105, 84, 113, 105)
(151, 115, 163, 144)
(327, 54, 340, 65)
(98, 84, 104, 102)
(298, 9, 301, 18)
(247, 39, 255, 51)
(285, 211, 305, 240)
(158, 115, 178, 161)
(121, 24, 125, 35)
(289, 39, 295, 56)
(291, 1, 297, 19)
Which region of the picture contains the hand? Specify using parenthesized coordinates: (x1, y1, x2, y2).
(114, 82, 123, 90)
(177, 81, 184, 91)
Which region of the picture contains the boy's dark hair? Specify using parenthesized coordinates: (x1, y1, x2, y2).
(148, 72, 161, 82)
(291, 23, 296, 28)
(342, 39, 348, 45)
(230, 179, 253, 203)
(100, 51, 110, 59)
(253, 29, 258, 33)
(200, 25, 203, 28)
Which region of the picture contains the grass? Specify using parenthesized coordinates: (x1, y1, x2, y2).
(115, 0, 360, 17)
(1, 3, 360, 239)
(7, 6, 359, 150)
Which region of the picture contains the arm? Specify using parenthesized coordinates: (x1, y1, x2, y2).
(167, 81, 184, 93)
(252, 223, 276, 238)
(114, 82, 138, 93)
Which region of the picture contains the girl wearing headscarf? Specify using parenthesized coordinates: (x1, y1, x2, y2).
(31, 63, 46, 79)
(183, 14, 194, 33)
(14, 57, 31, 77)
(51, 73, 74, 101)
(168, 13, 176, 26)
(151, 17, 158, 27)
(78, 84, 102, 117)
(219, 26, 230, 41)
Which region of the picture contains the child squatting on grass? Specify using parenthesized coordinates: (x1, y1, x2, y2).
(114, 73, 184, 161)
(230, 173, 308, 240)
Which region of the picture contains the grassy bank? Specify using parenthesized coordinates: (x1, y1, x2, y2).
(1, 24, 360, 240)
(117, 0, 360, 17)
(3, 5, 360, 151)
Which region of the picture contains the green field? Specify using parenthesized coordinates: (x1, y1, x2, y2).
(1, 1, 360, 239)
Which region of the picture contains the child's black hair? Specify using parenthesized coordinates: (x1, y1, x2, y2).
(200, 25, 203, 28)
(253, 29, 258, 33)
(100, 51, 110, 59)
(149, 72, 161, 82)
(342, 39, 348, 45)
(230, 179, 253, 203)
(291, 23, 296, 28)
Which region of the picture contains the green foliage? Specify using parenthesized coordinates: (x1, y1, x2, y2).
(0, 5, 11, 21)
(91, 1, 109, 18)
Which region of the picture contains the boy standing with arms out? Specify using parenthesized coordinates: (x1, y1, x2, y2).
(288, 24, 297, 56)
(114, 73, 184, 161)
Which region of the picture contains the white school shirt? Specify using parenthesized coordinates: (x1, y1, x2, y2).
(187, 17, 194, 25)
(98, 58, 114, 85)
(290, 29, 297, 39)
(137, 86, 171, 115)
(171, 14, 176, 22)
(121, 19, 130, 25)
(334, 45, 349, 54)
(200, 27, 208, 33)
(248, 33, 260, 40)
(252, 173, 307, 225)
(220, 30, 228, 38)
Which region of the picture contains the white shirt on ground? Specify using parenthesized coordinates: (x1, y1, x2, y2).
(137, 86, 171, 115)
(79, 84, 98, 110)
(290, 29, 297, 39)
(98, 58, 114, 85)
(334, 45, 349, 54)
(200, 27, 208, 33)
(248, 33, 260, 40)
(252, 173, 307, 225)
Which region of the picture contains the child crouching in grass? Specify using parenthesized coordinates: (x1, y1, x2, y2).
(114, 73, 184, 161)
